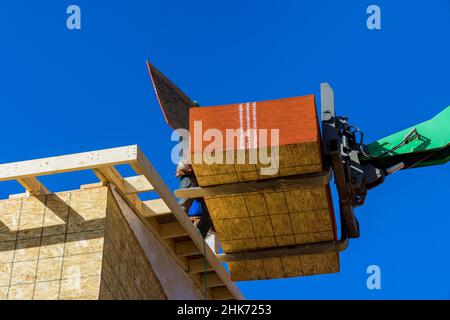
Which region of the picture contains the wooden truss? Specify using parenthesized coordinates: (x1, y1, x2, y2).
(0, 145, 243, 300)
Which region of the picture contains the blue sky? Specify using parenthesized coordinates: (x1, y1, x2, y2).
(0, 1, 449, 299)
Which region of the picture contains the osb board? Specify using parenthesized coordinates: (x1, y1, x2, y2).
(99, 191, 167, 300)
(0, 187, 106, 300)
(190, 96, 323, 187)
(0, 187, 167, 300)
(204, 187, 339, 281)
(192, 143, 322, 186)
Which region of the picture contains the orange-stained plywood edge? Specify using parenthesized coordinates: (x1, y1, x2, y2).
(189, 95, 319, 153)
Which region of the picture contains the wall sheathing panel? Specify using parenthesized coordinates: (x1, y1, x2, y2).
(0, 187, 168, 300)
(190, 95, 340, 281)
(0, 188, 106, 300)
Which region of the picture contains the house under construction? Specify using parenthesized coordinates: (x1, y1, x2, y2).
(0, 63, 448, 300)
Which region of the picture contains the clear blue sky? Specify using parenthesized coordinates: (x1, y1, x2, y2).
(0, 1, 449, 299)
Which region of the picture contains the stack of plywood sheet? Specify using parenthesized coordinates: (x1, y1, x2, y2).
(189, 95, 340, 281)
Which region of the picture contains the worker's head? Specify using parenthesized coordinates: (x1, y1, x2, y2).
(176, 159, 193, 177)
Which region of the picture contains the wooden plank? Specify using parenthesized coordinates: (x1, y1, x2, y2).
(147, 61, 197, 130)
(142, 199, 172, 217)
(175, 169, 331, 199)
(123, 175, 153, 194)
(17, 177, 49, 195)
(98, 168, 193, 272)
(207, 186, 340, 280)
(175, 240, 201, 256)
(133, 147, 244, 300)
(217, 237, 348, 262)
(110, 186, 208, 299)
(0, 145, 138, 182)
(80, 182, 105, 190)
(160, 222, 188, 239)
(95, 170, 153, 197)
(186, 100, 342, 282)
(189, 258, 214, 273)
(95, 167, 158, 233)
(95, 167, 140, 206)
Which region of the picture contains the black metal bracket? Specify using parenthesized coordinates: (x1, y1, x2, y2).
(320, 83, 362, 238)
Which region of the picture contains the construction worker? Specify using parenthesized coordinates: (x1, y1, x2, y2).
(176, 159, 212, 238)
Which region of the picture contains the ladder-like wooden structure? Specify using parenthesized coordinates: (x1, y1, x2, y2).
(0, 145, 243, 300)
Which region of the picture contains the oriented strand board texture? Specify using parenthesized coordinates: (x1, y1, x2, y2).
(0, 188, 106, 300)
(190, 96, 340, 281)
(0, 187, 167, 300)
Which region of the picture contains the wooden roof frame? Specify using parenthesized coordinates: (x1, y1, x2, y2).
(0, 145, 244, 300)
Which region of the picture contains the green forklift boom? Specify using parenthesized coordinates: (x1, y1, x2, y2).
(363, 106, 450, 169)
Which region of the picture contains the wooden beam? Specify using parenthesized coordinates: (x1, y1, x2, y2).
(0, 145, 138, 182)
(189, 258, 214, 274)
(217, 237, 349, 262)
(160, 222, 188, 239)
(142, 199, 172, 217)
(99, 169, 189, 271)
(205, 231, 219, 254)
(174, 168, 331, 199)
(123, 175, 153, 194)
(95, 167, 142, 210)
(210, 286, 234, 300)
(17, 177, 49, 195)
(200, 273, 224, 288)
(80, 182, 105, 190)
(133, 147, 244, 300)
(175, 240, 201, 256)
(8, 192, 29, 199)
(95, 167, 158, 230)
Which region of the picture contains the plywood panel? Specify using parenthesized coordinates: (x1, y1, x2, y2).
(190, 95, 340, 281)
(0, 188, 106, 300)
(204, 186, 339, 280)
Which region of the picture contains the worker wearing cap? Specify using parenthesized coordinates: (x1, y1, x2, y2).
(176, 159, 212, 238)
